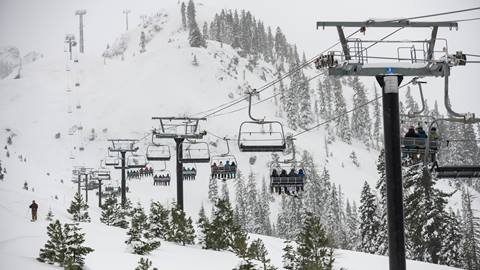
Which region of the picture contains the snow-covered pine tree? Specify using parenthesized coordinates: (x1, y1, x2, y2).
(282, 213, 335, 270)
(345, 200, 360, 250)
(372, 84, 382, 149)
(125, 204, 160, 255)
(297, 73, 312, 129)
(67, 192, 90, 222)
(202, 22, 209, 39)
(349, 151, 360, 167)
(245, 172, 260, 233)
(197, 204, 209, 246)
(46, 208, 54, 221)
(204, 198, 244, 251)
(169, 203, 195, 245)
(63, 222, 94, 269)
(303, 151, 326, 218)
(438, 208, 463, 268)
(374, 149, 388, 255)
(139, 31, 146, 53)
(461, 189, 480, 270)
(37, 220, 65, 265)
(358, 181, 381, 254)
(405, 86, 419, 115)
(247, 238, 276, 270)
(404, 164, 451, 263)
(100, 196, 128, 228)
(332, 78, 351, 143)
(187, 0, 206, 48)
(350, 77, 371, 146)
(180, 2, 187, 29)
(324, 183, 345, 247)
(258, 177, 272, 235)
(221, 181, 230, 202)
(284, 61, 301, 130)
(235, 172, 248, 229)
(149, 201, 171, 240)
(135, 257, 158, 270)
(208, 177, 219, 203)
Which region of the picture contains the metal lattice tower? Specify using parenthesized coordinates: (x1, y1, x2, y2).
(75, 9, 87, 53)
(316, 19, 464, 270)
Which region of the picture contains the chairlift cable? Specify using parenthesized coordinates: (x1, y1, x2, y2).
(292, 79, 416, 138)
(193, 29, 361, 119)
(208, 71, 325, 119)
(377, 7, 480, 23)
(455, 17, 480, 22)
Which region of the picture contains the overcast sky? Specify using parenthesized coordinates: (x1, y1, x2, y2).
(1, 0, 479, 114)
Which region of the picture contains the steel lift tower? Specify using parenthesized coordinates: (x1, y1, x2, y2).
(123, 9, 131, 31)
(151, 117, 207, 210)
(316, 19, 464, 270)
(75, 9, 87, 53)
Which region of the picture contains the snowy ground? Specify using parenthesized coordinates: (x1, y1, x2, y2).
(0, 2, 474, 269)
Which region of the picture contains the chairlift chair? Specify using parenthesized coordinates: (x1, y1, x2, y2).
(181, 140, 210, 163)
(210, 137, 238, 180)
(269, 137, 305, 195)
(152, 161, 171, 186)
(146, 144, 171, 161)
(182, 163, 197, 181)
(105, 151, 120, 166)
(238, 90, 286, 152)
(127, 154, 148, 169)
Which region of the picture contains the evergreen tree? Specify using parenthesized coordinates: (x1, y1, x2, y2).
(197, 204, 209, 246)
(135, 257, 158, 270)
(208, 177, 219, 203)
(372, 84, 382, 149)
(100, 196, 128, 228)
(298, 74, 312, 129)
(405, 86, 419, 115)
(38, 220, 66, 265)
(46, 208, 54, 221)
(345, 200, 360, 250)
(221, 181, 230, 202)
(180, 2, 187, 30)
(439, 209, 463, 268)
(235, 173, 248, 229)
(125, 204, 160, 255)
(404, 165, 451, 263)
(63, 223, 94, 269)
(149, 201, 171, 240)
(284, 62, 301, 130)
(374, 150, 389, 255)
(203, 198, 244, 251)
(350, 77, 371, 146)
(202, 22, 209, 39)
(332, 78, 351, 143)
(187, 0, 206, 48)
(358, 181, 381, 254)
(139, 31, 146, 53)
(282, 213, 335, 270)
(461, 189, 480, 270)
(38, 220, 93, 269)
(248, 238, 277, 270)
(169, 203, 195, 245)
(349, 151, 360, 167)
(245, 172, 260, 233)
(258, 177, 272, 235)
(67, 192, 90, 222)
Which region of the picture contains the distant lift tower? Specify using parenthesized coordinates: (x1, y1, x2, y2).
(316, 19, 463, 270)
(75, 9, 87, 53)
(151, 117, 207, 210)
(64, 34, 76, 61)
(107, 139, 140, 207)
(123, 9, 131, 31)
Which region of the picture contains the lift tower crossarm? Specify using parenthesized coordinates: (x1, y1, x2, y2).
(316, 20, 458, 29)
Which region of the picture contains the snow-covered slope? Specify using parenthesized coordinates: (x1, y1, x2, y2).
(0, 2, 471, 270)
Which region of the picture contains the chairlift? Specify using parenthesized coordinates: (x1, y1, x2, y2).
(127, 154, 148, 169)
(146, 144, 171, 161)
(153, 161, 171, 186)
(105, 151, 120, 166)
(432, 135, 480, 179)
(238, 90, 286, 152)
(269, 137, 305, 195)
(210, 137, 238, 180)
(182, 163, 197, 181)
(181, 140, 210, 163)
